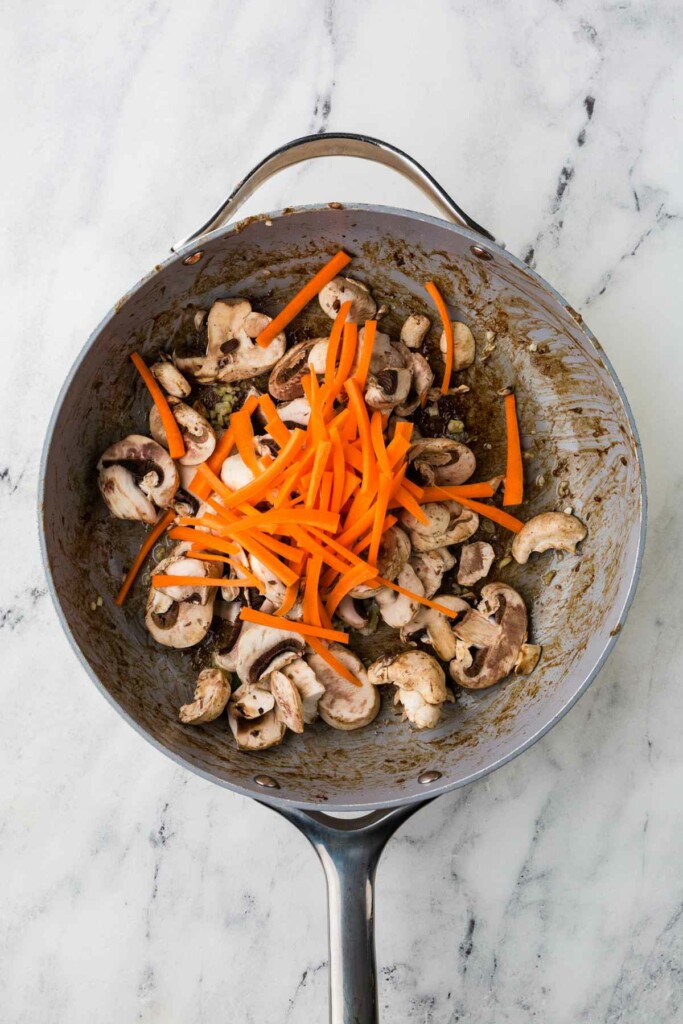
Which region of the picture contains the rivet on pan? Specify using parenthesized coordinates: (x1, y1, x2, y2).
(470, 245, 493, 261)
(254, 774, 280, 789)
(182, 250, 204, 266)
(417, 770, 442, 785)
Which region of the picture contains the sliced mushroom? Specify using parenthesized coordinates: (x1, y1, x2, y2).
(376, 563, 425, 628)
(368, 650, 450, 730)
(358, 328, 406, 373)
(276, 396, 312, 429)
(307, 645, 380, 731)
(400, 594, 470, 661)
(319, 277, 377, 323)
(336, 595, 369, 629)
(235, 625, 306, 685)
(145, 583, 215, 649)
(410, 547, 456, 598)
(150, 356, 192, 398)
(449, 582, 528, 689)
(176, 299, 286, 383)
(98, 435, 179, 523)
(228, 705, 286, 751)
(270, 670, 305, 733)
(395, 352, 435, 416)
(179, 668, 230, 724)
(457, 542, 495, 585)
(440, 322, 475, 371)
(279, 659, 325, 724)
(407, 439, 476, 487)
(231, 680, 276, 720)
(365, 368, 412, 413)
(515, 643, 542, 675)
(268, 337, 328, 400)
(349, 526, 411, 596)
(149, 399, 216, 465)
(511, 512, 587, 564)
(400, 313, 430, 349)
(401, 501, 479, 551)
(221, 452, 255, 491)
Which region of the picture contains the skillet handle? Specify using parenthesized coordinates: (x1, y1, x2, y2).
(172, 132, 498, 252)
(271, 802, 430, 1024)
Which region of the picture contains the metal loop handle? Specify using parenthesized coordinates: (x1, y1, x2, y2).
(172, 132, 497, 252)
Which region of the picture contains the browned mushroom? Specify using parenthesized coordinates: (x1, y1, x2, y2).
(268, 337, 328, 400)
(407, 438, 476, 487)
(449, 583, 528, 689)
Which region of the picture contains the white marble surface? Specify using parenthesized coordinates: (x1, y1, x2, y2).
(2, 0, 682, 1020)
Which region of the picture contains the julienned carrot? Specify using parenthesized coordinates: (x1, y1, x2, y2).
(368, 475, 393, 565)
(424, 282, 454, 395)
(114, 509, 176, 606)
(190, 507, 339, 535)
(345, 379, 373, 490)
(306, 441, 332, 508)
(153, 575, 250, 590)
(306, 636, 361, 687)
(191, 552, 263, 590)
(453, 495, 525, 534)
(189, 426, 235, 500)
(274, 582, 299, 618)
(329, 428, 346, 512)
(130, 353, 185, 459)
(325, 563, 378, 618)
(197, 429, 305, 508)
(389, 486, 429, 525)
(239, 607, 349, 644)
(371, 577, 462, 618)
(324, 301, 353, 387)
(370, 410, 391, 477)
(303, 554, 323, 626)
(256, 250, 352, 348)
(318, 472, 333, 513)
(325, 322, 358, 407)
(353, 320, 377, 388)
(503, 393, 524, 506)
(169, 526, 239, 555)
(420, 482, 496, 502)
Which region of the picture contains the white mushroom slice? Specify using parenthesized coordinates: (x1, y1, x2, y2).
(365, 368, 412, 413)
(515, 643, 542, 675)
(376, 563, 425, 628)
(400, 594, 470, 661)
(401, 501, 479, 551)
(457, 542, 495, 585)
(319, 277, 377, 323)
(307, 645, 380, 731)
(410, 547, 456, 598)
(176, 299, 286, 383)
(179, 668, 230, 724)
(221, 452, 255, 490)
(270, 670, 305, 733)
(98, 435, 179, 522)
(511, 512, 587, 564)
(235, 626, 307, 685)
(368, 650, 450, 730)
(395, 352, 435, 416)
(400, 314, 430, 349)
(349, 526, 411, 597)
(228, 705, 286, 751)
(280, 659, 325, 724)
(440, 322, 476, 371)
(394, 689, 442, 730)
(145, 586, 215, 649)
(149, 399, 216, 466)
(231, 681, 276, 720)
(276, 396, 312, 428)
(453, 608, 501, 647)
(150, 357, 192, 398)
(408, 439, 476, 487)
(336, 595, 369, 629)
(449, 583, 528, 689)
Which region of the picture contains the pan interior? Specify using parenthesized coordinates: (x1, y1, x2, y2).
(41, 206, 643, 809)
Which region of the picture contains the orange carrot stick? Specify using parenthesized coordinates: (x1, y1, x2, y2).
(370, 410, 392, 477)
(130, 353, 185, 459)
(188, 426, 235, 500)
(424, 281, 454, 395)
(325, 563, 378, 618)
(114, 509, 176, 606)
(368, 475, 393, 565)
(303, 553, 323, 626)
(239, 607, 349, 644)
(273, 582, 299, 618)
(352, 320, 377, 388)
(324, 300, 353, 386)
(503, 393, 524, 506)
(452, 495, 525, 533)
(256, 251, 352, 348)
(371, 577, 462, 617)
(152, 575, 251, 590)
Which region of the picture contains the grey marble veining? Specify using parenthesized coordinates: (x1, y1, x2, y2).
(1, 0, 682, 1020)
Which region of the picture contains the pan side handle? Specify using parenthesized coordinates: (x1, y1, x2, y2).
(172, 132, 498, 252)
(269, 802, 431, 1024)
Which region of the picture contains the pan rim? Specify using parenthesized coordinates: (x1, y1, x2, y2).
(37, 202, 648, 811)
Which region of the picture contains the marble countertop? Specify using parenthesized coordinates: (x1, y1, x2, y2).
(3, 0, 683, 1020)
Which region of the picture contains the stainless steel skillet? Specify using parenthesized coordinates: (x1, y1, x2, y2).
(39, 134, 646, 1023)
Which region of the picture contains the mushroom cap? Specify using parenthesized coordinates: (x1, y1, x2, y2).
(449, 582, 528, 690)
(98, 434, 179, 521)
(269, 337, 328, 400)
(318, 276, 377, 323)
(231, 681, 276, 720)
(228, 705, 286, 751)
(152, 553, 221, 604)
(401, 501, 479, 551)
(395, 352, 435, 416)
(235, 625, 307, 685)
(440, 321, 475, 371)
(511, 512, 587, 564)
(407, 439, 476, 487)
(394, 688, 442, 730)
(400, 313, 430, 349)
(179, 668, 230, 724)
(457, 542, 495, 585)
(149, 399, 216, 465)
(365, 368, 412, 413)
(270, 670, 305, 733)
(368, 649, 448, 704)
(409, 547, 456, 598)
(308, 645, 380, 731)
(376, 563, 425, 628)
(150, 358, 191, 398)
(400, 593, 470, 661)
(280, 659, 325, 724)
